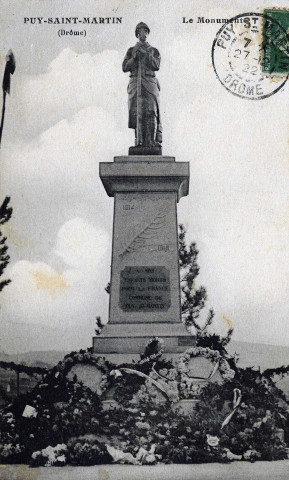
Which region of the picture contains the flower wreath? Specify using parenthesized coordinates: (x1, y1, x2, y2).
(50, 350, 113, 396)
(177, 346, 235, 382)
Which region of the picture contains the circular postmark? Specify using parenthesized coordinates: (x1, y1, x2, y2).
(212, 12, 289, 99)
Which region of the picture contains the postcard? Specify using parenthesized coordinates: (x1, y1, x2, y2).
(0, 0, 288, 478)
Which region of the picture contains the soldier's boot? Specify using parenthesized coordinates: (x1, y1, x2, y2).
(156, 126, 162, 146)
(135, 128, 143, 146)
(144, 116, 157, 147)
(149, 116, 161, 147)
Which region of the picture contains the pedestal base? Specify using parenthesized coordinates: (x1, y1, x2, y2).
(129, 145, 162, 156)
(93, 323, 196, 362)
(97, 154, 191, 364)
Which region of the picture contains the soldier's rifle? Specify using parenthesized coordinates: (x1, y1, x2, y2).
(136, 49, 143, 146)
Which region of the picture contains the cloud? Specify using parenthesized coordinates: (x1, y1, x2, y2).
(16, 48, 128, 139)
(2, 104, 125, 267)
(54, 217, 109, 275)
(7, 105, 127, 191)
(1, 218, 110, 331)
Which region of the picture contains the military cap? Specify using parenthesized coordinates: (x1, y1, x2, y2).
(135, 22, 150, 37)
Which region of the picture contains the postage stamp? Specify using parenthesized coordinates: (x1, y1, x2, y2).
(262, 9, 289, 74)
(212, 12, 289, 100)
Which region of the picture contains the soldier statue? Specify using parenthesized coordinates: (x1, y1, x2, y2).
(123, 22, 162, 154)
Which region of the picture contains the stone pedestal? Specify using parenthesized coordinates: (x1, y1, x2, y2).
(93, 155, 194, 361)
(128, 145, 162, 156)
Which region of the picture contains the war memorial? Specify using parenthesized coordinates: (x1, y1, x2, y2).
(93, 22, 194, 362)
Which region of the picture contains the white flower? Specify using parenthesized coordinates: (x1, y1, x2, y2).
(144, 454, 156, 464)
(110, 369, 122, 378)
(56, 455, 66, 464)
(149, 410, 157, 416)
(206, 435, 219, 447)
(31, 451, 40, 460)
(178, 364, 187, 373)
(55, 444, 67, 452)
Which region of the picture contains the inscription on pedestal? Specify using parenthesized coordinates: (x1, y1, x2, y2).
(119, 266, 171, 312)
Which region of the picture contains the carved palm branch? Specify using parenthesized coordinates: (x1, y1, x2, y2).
(119, 206, 167, 258)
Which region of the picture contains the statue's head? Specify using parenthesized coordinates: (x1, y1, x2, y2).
(135, 22, 150, 42)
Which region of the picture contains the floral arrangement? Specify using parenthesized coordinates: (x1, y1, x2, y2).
(177, 346, 235, 381)
(31, 444, 67, 467)
(49, 350, 112, 397)
(177, 346, 235, 399)
(0, 344, 288, 466)
(138, 337, 165, 365)
(0, 441, 25, 464)
(0, 350, 109, 464)
(192, 374, 288, 462)
(67, 435, 112, 466)
(150, 367, 180, 403)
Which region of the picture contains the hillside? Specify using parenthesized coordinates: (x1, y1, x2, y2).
(0, 341, 288, 370)
(227, 341, 289, 371)
(0, 350, 69, 368)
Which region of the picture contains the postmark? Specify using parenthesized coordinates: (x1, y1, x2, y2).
(212, 12, 289, 99)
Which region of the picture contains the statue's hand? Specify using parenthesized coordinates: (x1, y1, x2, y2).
(138, 47, 147, 57)
(132, 46, 140, 59)
(132, 46, 147, 60)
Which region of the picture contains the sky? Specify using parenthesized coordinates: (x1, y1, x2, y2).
(0, 0, 289, 353)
